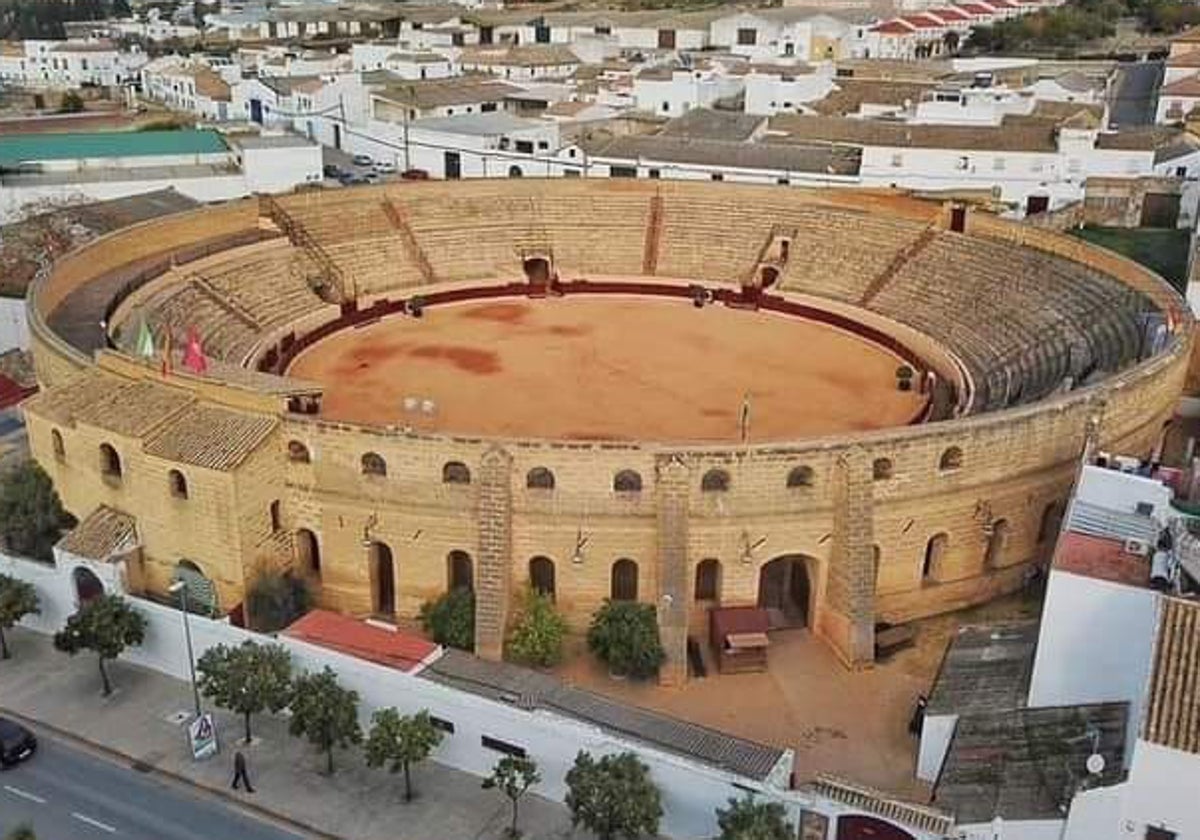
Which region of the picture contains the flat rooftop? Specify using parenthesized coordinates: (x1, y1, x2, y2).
(926, 621, 1039, 716)
(0, 129, 228, 166)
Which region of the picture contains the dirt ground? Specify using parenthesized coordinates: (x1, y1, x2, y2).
(554, 589, 1043, 800)
(288, 296, 925, 442)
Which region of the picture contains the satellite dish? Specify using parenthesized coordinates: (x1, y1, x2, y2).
(1086, 753, 1106, 775)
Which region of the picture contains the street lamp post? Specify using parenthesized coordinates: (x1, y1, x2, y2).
(168, 580, 202, 717)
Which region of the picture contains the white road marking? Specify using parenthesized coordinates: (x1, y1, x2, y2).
(71, 812, 117, 833)
(3, 784, 46, 804)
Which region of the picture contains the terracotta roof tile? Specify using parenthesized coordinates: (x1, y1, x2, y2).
(57, 505, 137, 561)
(143, 403, 277, 471)
(285, 609, 440, 673)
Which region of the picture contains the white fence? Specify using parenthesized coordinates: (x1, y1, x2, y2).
(0, 550, 951, 840)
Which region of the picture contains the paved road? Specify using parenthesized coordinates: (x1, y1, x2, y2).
(0, 729, 310, 840)
(1109, 59, 1164, 127)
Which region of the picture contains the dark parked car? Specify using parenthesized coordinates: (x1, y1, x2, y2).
(0, 718, 37, 768)
(322, 164, 342, 179)
(401, 169, 430, 181)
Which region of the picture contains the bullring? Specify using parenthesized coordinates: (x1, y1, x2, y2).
(21, 179, 1191, 681)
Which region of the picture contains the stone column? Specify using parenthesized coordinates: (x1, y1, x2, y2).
(655, 455, 690, 687)
(819, 450, 876, 669)
(475, 445, 513, 660)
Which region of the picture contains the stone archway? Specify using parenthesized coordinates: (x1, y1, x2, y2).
(757, 555, 815, 629)
(72, 566, 104, 604)
(836, 815, 916, 840)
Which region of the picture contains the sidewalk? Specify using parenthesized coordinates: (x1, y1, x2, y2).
(0, 628, 581, 840)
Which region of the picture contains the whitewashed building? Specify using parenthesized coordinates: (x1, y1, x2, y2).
(0, 39, 146, 89)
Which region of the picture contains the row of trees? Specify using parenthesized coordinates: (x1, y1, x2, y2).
(0, 0, 130, 40)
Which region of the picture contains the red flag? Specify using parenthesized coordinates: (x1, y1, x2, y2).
(183, 327, 208, 375)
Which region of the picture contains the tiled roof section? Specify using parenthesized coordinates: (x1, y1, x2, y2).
(77, 380, 194, 438)
(423, 649, 788, 781)
(902, 14, 944, 27)
(589, 134, 862, 175)
(194, 67, 231, 102)
(935, 702, 1128, 823)
(929, 7, 971, 20)
(1144, 596, 1200, 754)
(808, 776, 955, 835)
(1161, 76, 1200, 97)
(873, 20, 915, 34)
(144, 403, 277, 471)
(660, 108, 766, 142)
(926, 621, 1039, 715)
(1167, 51, 1200, 67)
(57, 505, 138, 561)
(20, 373, 128, 427)
(285, 610, 440, 673)
(460, 44, 580, 67)
(768, 113, 1059, 152)
(376, 76, 522, 109)
(811, 79, 936, 116)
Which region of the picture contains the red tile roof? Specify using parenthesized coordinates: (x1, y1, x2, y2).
(956, 4, 997, 15)
(285, 609, 441, 673)
(1053, 531, 1151, 589)
(872, 20, 915, 34)
(0, 373, 35, 410)
(902, 14, 944, 27)
(986, 0, 1019, 8)
(929, 8, 971, 21)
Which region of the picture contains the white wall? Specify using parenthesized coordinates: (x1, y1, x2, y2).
(1119, 741, 1200, 839)
(1074, 464, 1174, 521)
(0, 296, 30, 353)
(240, 143, 323, 192)
(1027, 569, 1159, 761)
(916, 713, 957, 783)
(958, 818, 1065, 840)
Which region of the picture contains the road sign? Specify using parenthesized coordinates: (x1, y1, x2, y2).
(188, 712, 218, 761)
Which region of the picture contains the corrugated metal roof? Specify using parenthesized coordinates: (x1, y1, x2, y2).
(926, 621, 1039, 715)
(0, 130, 228, 166)
(422, 649, 787, 781)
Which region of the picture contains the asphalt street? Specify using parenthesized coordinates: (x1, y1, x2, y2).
(0, 728, 310, 840)
(1109, 60, 1164, 127)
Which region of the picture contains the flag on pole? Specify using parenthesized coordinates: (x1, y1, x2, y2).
(739, 392, 751, 444)
(135, 318, 155, 360)
(183, 326, 208, 375)
(160, 328, 172, 378)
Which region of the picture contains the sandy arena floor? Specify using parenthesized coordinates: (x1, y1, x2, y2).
(288, 296, 925, 442)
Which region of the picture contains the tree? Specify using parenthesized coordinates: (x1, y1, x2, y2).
(58, 91, 84, 113)
(0, 462, 76, 561)
(506, 589, 568, 668)
(716, 796, 794, 840)
(565, 751, 662, 840)
(419, 587, 474, 651)
(483, 754, 541, 839)
(586, 600, 665, 679)
(288, 666, 361, 774)
(6, 824, 36, 840)
(196, 640, 292, 744)
(364, 708, 443, 802)
(245, 569, 310, 632)
(0, 574, 38, 660)
(52, 594, 146, 696)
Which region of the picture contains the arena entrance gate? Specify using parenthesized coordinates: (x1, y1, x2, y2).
(757, 555, 813, 629)
(836, 815, 916, 840)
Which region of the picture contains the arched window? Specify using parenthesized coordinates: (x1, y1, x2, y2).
(701, 468, 730, 493)
(51, 429, 65, 461)
(448, 550, 473, 592)
(99, 443, 122, 480)
(923, 533, 948, 583)
(168, 469, 188, 500)
(269, 500, 282, 533)
(786, 465, 813, 488)
(611, 558, 638, 601)
(508, 165, 523, 178)
(939, 447, 963, 471)
(613, 470, 642, 493)
(287, 440, 311, 463)
(362, 452, 387, 476)
(529, 556, 556, 600)
(443, 461, 471, 484)
(297, 528, 321, 576)
(1038, 500, 1064, 545)
(985, 519, 1009, 569)
(526, 467, 555, 490)
(872, 457, 893, 481)
(694, 558, 720, 601)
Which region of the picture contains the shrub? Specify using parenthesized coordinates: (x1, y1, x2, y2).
(716, 795, 794, 840)
(58, 91, 84, 113)
(0, 462, 76, 561)
(506, 589, 568, 668)
(246, 569, 310, 632)
(565, 750, 661, 840)
(420, 588, 474, 651)
(586, 600, 664, 679)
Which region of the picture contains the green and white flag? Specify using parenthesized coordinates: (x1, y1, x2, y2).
(135, 318, 156, 359)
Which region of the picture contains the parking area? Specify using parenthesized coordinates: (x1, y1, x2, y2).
(320, 146, 426, 187)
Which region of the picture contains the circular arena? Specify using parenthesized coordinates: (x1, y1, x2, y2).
(23, 180, 1192, 676)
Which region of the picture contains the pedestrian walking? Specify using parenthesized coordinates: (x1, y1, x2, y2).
(232, 750, 254, 793)
(908, 694, 927, 737)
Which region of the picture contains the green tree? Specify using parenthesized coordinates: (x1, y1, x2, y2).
(716, 795, 794, 840)
(0, 462, 76, 561)
(0, 573, 38, 660)
(565, 751, 662, 840)
(586, 600, 665, 679)
(506, 589, 568, 668)
(58, 91, 84, 113)
(364, 708, 443, 802)
(419, 587, 474, 651)
(196, 640, 292, 744)
(245, 569, 310, 632)
(288, 666, 361, 774)
(6, 823, 36, 840)
(52, 594, 146, 696)
(483, 754, 541, 839)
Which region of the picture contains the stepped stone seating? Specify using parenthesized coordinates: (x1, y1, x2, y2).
(870, 232, 1147, 410)
(136, 281, 260, 363)
(191, 240, 327, 330)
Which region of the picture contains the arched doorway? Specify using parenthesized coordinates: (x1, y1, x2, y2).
(72, 566, 103, 604)
(523, 257, 551, 285)
(836, 815, 916, 840)
(173, 559, 218, 616)
(530, 556, 555, 600)
(448, 550, 473, 592)
(369, 541, 395, 616)
(759, 266, 779, 288)
(985, 519, 1009, 569)
(757, 555, 813, 628)
(611, 558, 638, 601)
(296, 529, 321, 576)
